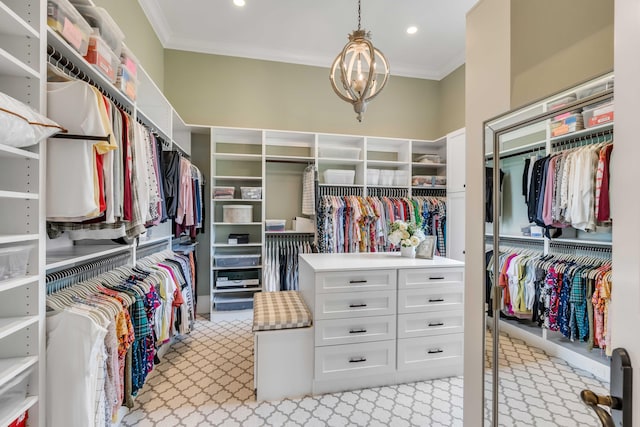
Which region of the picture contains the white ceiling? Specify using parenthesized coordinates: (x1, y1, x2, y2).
(138, 0, 479, 80)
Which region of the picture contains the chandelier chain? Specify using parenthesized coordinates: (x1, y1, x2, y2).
(357, 0, 361, 31)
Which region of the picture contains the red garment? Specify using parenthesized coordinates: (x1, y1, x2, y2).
(95, 151, 106, 213)
(596, 144, 613, 222)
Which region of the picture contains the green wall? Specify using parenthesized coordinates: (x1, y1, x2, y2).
(93, 0, 165, 90)
(438, 64, 466, 135)
(163, 49, 443, 140)
(510, 0, 613, 108)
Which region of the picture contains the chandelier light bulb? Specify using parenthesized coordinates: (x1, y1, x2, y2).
(233, 0, 246, 7)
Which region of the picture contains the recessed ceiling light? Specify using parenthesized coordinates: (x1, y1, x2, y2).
(406, 26, 418, 35)
(233, 0, 246, 7)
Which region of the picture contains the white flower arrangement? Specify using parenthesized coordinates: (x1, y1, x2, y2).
(387, 220, 425, 247)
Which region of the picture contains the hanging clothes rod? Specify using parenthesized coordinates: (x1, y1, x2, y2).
(46, 251, 131, 294)
(551, 128, 613, 149)
(46, 45, 132, 114)
(50, 133, 111, 142)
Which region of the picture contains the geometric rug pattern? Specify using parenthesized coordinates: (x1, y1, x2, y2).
(121, 318, 607, 426)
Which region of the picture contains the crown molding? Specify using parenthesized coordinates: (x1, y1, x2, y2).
(138, 0, 172, 45)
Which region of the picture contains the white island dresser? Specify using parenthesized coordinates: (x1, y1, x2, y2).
(299, 252, 465, 395)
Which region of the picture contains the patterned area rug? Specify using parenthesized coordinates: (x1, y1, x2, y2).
(121, 318, 607, 426)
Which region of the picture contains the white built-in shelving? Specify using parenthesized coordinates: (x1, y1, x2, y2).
(0, 1, 45, 425)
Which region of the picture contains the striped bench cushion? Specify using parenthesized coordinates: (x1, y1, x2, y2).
(253, 291, 312, 331)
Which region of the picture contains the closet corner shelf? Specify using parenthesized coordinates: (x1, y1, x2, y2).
(0, 356, 37, 389)
(213, 175, 263, 181)
(213, 243, 262, 248)
(0, 275, 38, 293)
(0, 190, 38, 200)
(0, 143, 39, 160)
(0, 316, 38, 341)
(46, 244, 132, 271)
(0, 3, 40, 38)
(47, 28, 134, 111)
(213, 265, 263, 271)
(0, 47, 38, 79)
(214, 153, 262, 161)
(212, 286, 262, 294)
(317, 157, 364, 165)
(212, 199, 263, 203)
(549, 122, 614, 143)
(0, 395, 38, 427)
(0, 234, 38, 245)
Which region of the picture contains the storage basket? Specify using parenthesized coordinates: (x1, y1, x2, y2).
(214, 254, 261, 268)
(265, 219, 286, 232)
(241, 187, 262, 200)
(323, 170, 355, 185)
(223, 205, 253, 223)
(0, 246, 32, 281)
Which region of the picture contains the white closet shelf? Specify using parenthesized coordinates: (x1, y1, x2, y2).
(319, 184, 364, 188)
(213, 222, 262, 226)
(411, 162, 447, 168)
(213, 243, 262, 248)
(485, 233, 545, 242)
(213, 175, 263, 181)
(367, 185, 409, 189)
(0, 3, 39, 38)
(0, 234, 38, 245)
(0, 395, 38, 427)
(0, 191, 38, 200)
(0, 276, 38, 293)
(214, 153, 262, 161)
(412, 185, 446, 190)
(366, 160, 406, 167)
(0, 47, 38, 78)
(551, 237, 612, 246)
(318, 157, 364, 165)
(212, 199, 262, 203)
(46, 244, 132, 271)
(0, 316, 38, 341)
(265, 155, 315, 163)
(137, 236, 172, 248)
(0, 143, 39, 160)
(0, 356, 37, 389)
(212, 287, 262, 294)
(47, 28, 134, 111)
(549, 122, 614, 143)
(265, 231, 314, 235)
(213, 265, 263, 271)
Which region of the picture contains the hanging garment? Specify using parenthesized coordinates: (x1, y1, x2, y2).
(302, 165, 316, 215)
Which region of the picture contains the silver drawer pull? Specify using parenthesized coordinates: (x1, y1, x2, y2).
(349, 303, 367, 308)
(428, 349, 444, 354)
(349, 328, 367, 334)
(349, 357, 367, 363)
(429, 276, 445, 280)
(349, 280, 368, 284)
(428, 298, 445, 303)
(428, 322, 444, 327)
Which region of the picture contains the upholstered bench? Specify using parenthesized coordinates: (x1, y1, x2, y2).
(253, 291, 314, 401)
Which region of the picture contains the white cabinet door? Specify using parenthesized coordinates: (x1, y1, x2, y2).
(446, 128, 466, 192)
(447, 191, 466, 262)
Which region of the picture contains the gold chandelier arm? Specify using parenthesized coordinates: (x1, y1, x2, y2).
(364, 49, 389, 102)
(339, 44, 360, 101)
(330, 56, 356, 103)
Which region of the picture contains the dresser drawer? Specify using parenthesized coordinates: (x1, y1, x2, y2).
(315, 269, 396, 293)
(315, 340, 395, 381)
(398, 284, 464, 313)
(397, 334, 463, 372)
(315, 290, 396, 320)
(398, 268, 463, 290)
(397, 310, 464, 339)
(315, 315, 396, 346)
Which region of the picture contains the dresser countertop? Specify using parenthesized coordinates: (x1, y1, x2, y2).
(299, 252, 464, 272)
